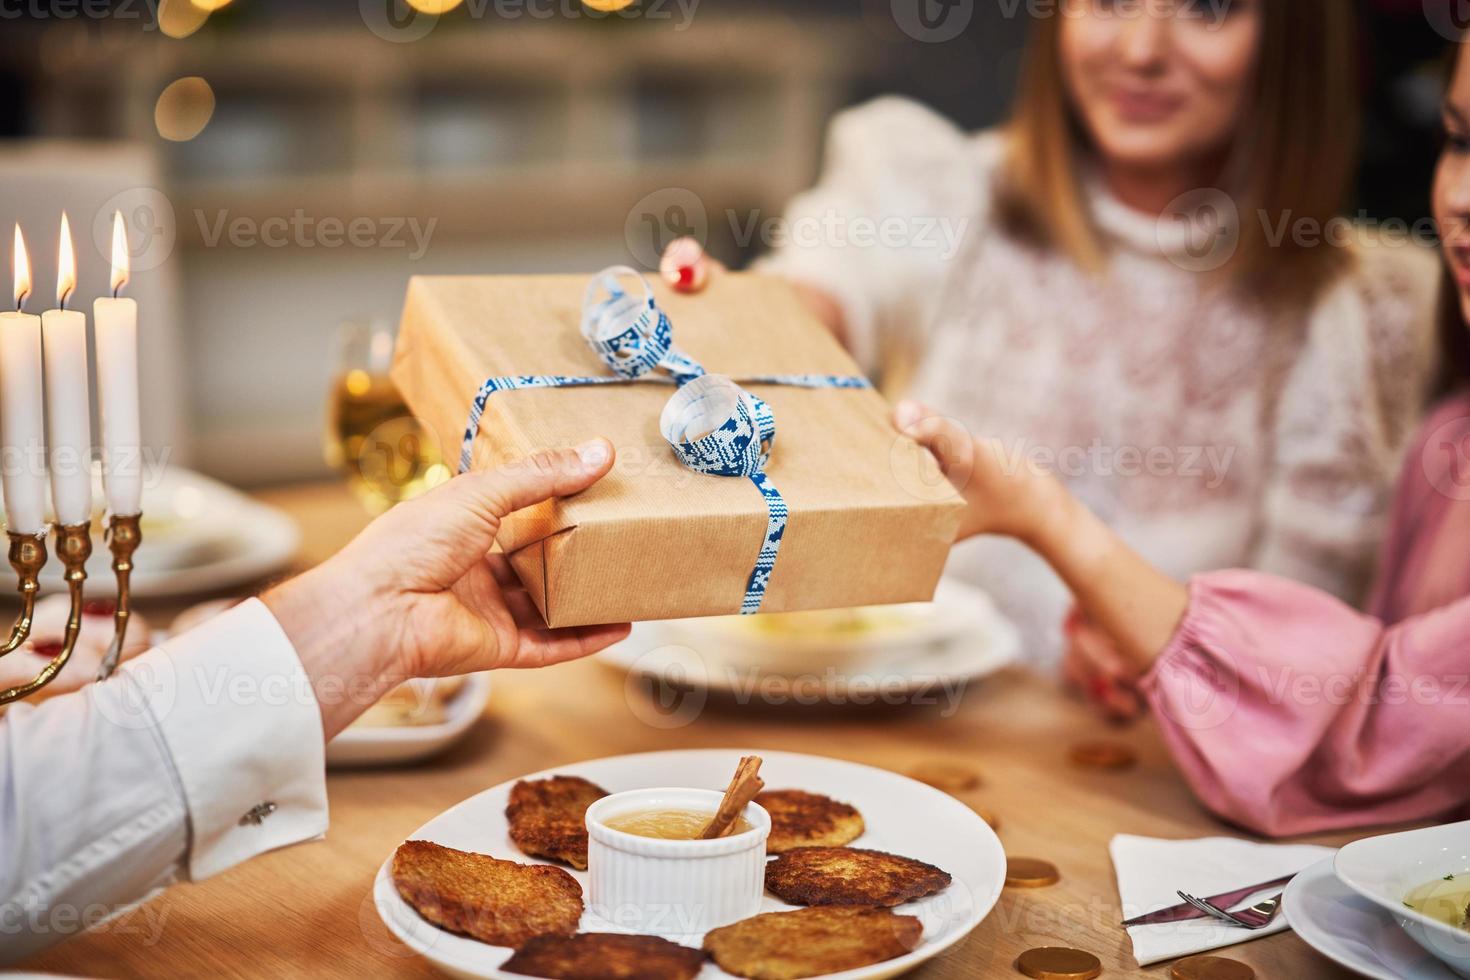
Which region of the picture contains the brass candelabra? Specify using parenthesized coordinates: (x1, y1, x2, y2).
(0, 513, 141, 705)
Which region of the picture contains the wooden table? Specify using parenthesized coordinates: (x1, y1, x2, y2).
(20, 482, 1359, 979)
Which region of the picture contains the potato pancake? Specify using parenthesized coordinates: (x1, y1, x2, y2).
(502, 933, 707, 979)
(704, 907, 922, 979)
(755, 789, 865, 854)
(764, 846, 951, 907)
(391, 840, 583, 949)
(506, 775, 609, 870)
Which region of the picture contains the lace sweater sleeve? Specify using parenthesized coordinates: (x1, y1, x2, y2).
(752, 96, 994, 375)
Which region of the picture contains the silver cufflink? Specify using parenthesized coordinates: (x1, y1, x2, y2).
(239, 802, 278, 826)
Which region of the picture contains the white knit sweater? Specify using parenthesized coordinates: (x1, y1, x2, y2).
(758, 97, 1440, 668)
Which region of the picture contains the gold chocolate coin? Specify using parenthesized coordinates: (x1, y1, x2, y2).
(1016, 946, 1102, 979)
(1069, 740, 1137, 770)
(909, 760, 982, 792)
(1171, 955, 1255, 980)
(1005, 856, 1060, 888)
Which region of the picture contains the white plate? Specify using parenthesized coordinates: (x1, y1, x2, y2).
(327, 673, 493, 768)
(1285, 857, 1460, 980)
(372, 748, 1005, 979)
(1336, 821, 1470, 977)
(600, 581, 1018, 701)
(25, 467, 299, 599)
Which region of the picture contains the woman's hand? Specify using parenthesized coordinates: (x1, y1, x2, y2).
(659, 237, 725, 293)
(895, 400, 1188, 676)
(1061, 605, 1145, 723)
(658, 237, 848, 338)
(263, 439, 630, 737)
(893, 400, 1068, 545)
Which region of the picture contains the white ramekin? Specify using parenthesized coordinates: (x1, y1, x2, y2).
(586, 787, 770, 938)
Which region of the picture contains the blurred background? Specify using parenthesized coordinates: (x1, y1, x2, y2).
(0, 0, 1455, 493)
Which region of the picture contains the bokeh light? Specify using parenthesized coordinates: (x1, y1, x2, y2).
(158, 0, 210, 39)
(189, 0, 234, 10)
(405, 0, 466, 12)
(154, 77, 217, 142)
(581, 0, 637, 9)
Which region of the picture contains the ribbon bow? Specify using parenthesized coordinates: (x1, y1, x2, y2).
(461, 266, 870, 615)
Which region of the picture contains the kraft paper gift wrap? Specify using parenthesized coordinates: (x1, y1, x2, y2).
(390, 272, 964, 628)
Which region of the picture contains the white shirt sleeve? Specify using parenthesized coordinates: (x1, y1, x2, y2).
(0, 598, 328, 962)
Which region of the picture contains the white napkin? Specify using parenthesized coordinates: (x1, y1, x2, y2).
(1112, 833, 1335, 966)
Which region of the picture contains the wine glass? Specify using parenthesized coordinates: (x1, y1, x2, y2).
(324, 319, 450, 513)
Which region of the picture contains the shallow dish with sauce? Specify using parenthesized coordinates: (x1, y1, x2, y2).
(1336, 819, 1470, 977)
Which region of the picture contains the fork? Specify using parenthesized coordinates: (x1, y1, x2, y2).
(1175, 890, 1284, 929)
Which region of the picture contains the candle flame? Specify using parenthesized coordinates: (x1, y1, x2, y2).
(110, 211, 129, 296)
(56, 212, 76, 310)
(12, 225, 30, 312)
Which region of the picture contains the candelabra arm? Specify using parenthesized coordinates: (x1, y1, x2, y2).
(96, 513, 142, 682)
(0, 531, 47, 658)
(0, 522, 90, 706)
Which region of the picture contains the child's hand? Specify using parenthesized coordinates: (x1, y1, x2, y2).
(1062, 605, 1146, 723)
(893, 400, 1066, 544)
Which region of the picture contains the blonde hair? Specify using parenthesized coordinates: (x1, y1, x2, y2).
(997, 0, 1359, 303)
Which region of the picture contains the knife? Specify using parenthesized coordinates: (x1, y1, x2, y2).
(1120, 873, 1297, 927)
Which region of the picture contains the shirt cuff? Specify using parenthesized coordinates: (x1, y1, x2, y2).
(122, 597, 329, 880)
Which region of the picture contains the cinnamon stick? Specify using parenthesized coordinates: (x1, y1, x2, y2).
(700, 755, 765, 839)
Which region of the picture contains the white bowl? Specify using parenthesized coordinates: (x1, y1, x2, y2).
(1336, 819, 1470, 977)
(585, 787, 769, 939)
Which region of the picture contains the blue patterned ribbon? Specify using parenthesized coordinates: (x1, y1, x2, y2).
(460, 266, 870, 615)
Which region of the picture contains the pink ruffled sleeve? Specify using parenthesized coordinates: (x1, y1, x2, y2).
(1140, 569, 1470, 837)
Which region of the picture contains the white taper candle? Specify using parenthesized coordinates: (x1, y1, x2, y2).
(95, 212, 141, 516)
(41, 213, 92, 527)
(0, 225, 47, 535)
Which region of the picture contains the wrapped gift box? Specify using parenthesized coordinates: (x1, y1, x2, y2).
(391, 272, 963, 627)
